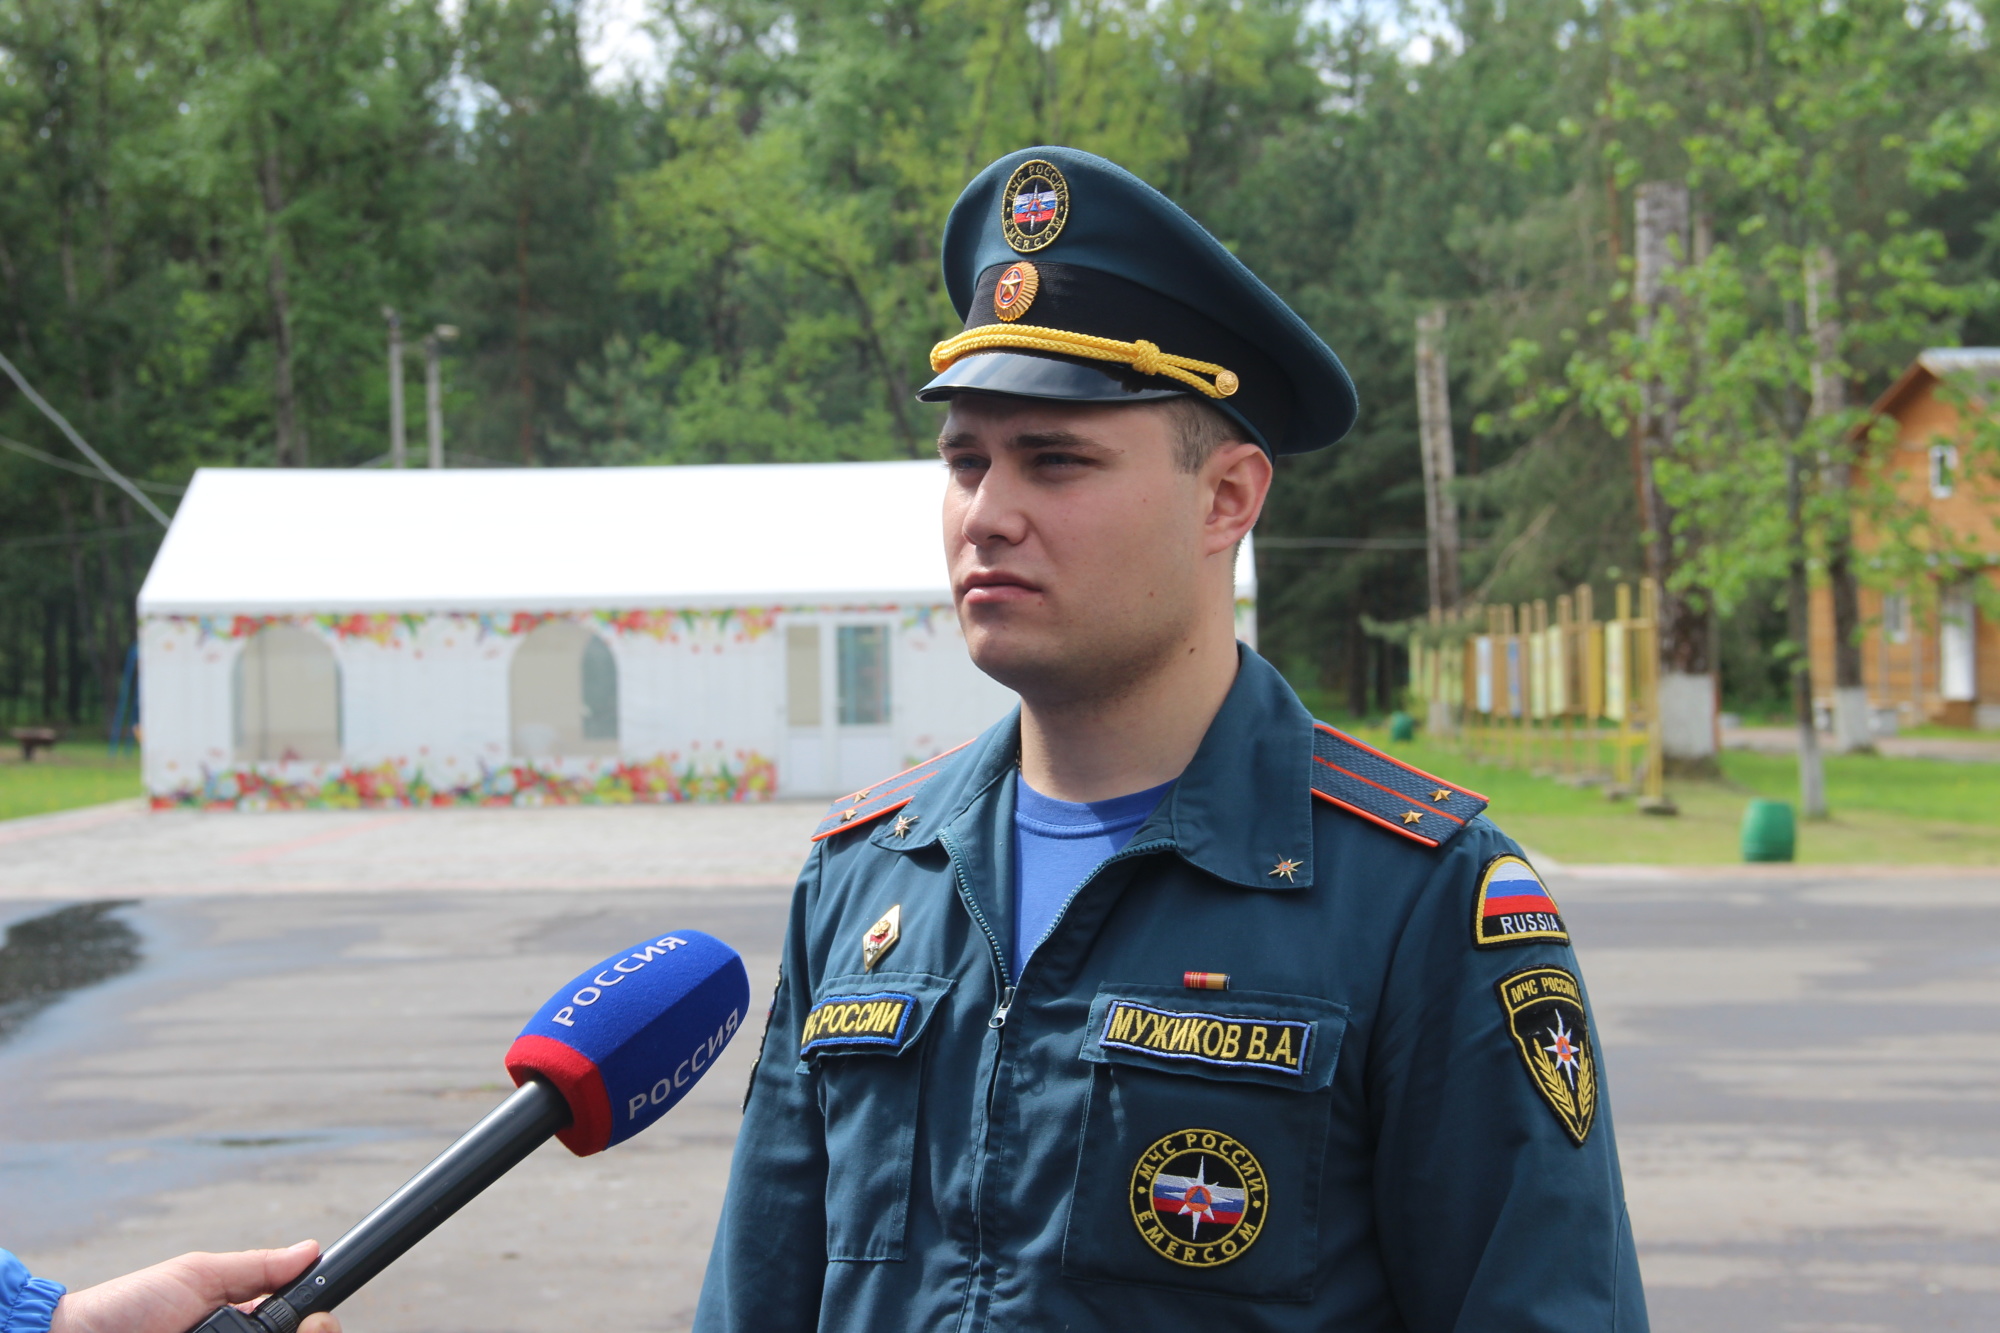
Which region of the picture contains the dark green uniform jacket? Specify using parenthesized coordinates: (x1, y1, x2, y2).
(695, 648, 1648, 1331)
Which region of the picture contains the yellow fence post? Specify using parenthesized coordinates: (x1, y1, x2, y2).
(1637, 577, 1674, 813)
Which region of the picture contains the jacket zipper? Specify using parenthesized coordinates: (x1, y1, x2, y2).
(942, 827, 1172, 1333)
(940, 828, 1013, 1333)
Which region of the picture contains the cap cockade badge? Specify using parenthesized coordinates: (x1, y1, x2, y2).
(993, 260, 1040, 321)
(1001, 159, 1070, 253)
(861, 903, 902, 972)
(1130, 1128, 1268, 1269)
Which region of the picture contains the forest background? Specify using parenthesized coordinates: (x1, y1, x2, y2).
(4, 0, 2000, 734)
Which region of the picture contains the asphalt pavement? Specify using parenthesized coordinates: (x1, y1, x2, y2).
(2, 802, 1997, 1332)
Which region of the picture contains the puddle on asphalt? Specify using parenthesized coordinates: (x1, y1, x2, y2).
(0, 900, 142, 1042)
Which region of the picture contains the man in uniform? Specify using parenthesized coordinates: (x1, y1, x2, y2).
(694, 147, 1648, 1331)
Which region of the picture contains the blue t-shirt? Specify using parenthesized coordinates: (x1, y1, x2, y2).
(1010, 775, 1174, 977)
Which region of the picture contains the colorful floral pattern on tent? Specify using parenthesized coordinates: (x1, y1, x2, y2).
(151, 751, 779, 811)
(160, 604, 946, 649)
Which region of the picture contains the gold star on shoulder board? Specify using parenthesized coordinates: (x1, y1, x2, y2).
(1402, 810, 1424, 825)
(891, 813, 916, 838)
(1268, 858, 1302, 882)
(1431, 788, 1453, 802)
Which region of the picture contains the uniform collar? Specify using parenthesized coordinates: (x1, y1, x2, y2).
(873, 645, 1316, 891)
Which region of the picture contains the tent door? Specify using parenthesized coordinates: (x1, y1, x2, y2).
(784, 619, 898, 796)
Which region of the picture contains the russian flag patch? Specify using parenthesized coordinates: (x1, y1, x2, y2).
(1472, 854, 1567, 949)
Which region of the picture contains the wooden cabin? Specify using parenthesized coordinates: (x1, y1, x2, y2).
(1808, 349, 2000, 731)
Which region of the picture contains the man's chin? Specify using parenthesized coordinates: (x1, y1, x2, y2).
(963, 635, 1077, 700)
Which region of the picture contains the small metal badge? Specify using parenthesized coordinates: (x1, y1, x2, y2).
(1001, 159, 1070, 253)
(993, 261, 1039, 322)
(862, 903, 901, 971)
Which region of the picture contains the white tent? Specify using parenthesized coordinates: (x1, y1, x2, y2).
(137, 463, 1257, 809)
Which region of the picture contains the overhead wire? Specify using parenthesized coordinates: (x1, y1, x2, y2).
(0, 349, 172, 526)
(0, 433, 187, 495)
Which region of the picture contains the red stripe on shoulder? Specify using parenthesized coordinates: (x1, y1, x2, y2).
(1309, 786, 1443, 848)
(810, 739, 975, 842)
(1312, 723, 1490, 804)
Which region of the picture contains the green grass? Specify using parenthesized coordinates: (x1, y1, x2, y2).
(1305, 699, 2000, 864)
(0, 742, 143, 821)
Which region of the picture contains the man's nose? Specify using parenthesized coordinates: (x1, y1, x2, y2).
(956, 462, 1030, 549)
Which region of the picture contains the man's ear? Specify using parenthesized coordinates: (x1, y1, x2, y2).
(1202, 442, 1272, 557)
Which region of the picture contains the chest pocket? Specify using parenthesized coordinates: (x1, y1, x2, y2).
(1062, 983, 1348, 1301)
(801, 971, 954, 1262)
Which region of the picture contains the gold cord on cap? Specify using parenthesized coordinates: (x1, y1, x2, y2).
(930, 324, 1240, 399)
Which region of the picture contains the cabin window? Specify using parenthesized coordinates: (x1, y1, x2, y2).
(837, 625, 890, 726)
(511, 619, 620, 758)
(1882, 593, 1909, 645)
(234, 625, 341, 763)
(1929, 444, 1958, 498)
(787, 625, 823, 727)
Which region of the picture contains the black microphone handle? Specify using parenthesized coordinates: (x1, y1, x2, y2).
(184, 1076, 572, 1333)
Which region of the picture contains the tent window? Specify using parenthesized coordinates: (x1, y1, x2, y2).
(234, 625, 341, 763)
(511, 620, 620, 758)
(787, 625, 822, 727)
(582, 635, 619, 741)
(838, 625, 890, 726)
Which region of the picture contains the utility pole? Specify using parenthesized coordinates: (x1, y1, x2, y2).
(1634, 180, 1716, 775)
(384, 308, 406, 468)
(1415, 304, 1463, 613)
(425, 325, 458, 469)
(1783, 289, 1829, 818)
(1807, 247, 1871, 753)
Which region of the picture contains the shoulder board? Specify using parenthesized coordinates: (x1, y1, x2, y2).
(1309, 723, 1489, 848)
(810, 740, 974, 842)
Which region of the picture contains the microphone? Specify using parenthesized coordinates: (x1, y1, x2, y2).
(183, 930, 750, 1333)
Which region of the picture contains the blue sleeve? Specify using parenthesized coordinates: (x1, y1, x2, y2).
(0, 1250, 66, 1333)
(692, 847, 828, 1332)
(1368, 826, 1649, 1332)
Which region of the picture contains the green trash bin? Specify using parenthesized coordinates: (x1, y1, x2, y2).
(1741, 799, 1796, 862)
(1388, 711, 1416, 742)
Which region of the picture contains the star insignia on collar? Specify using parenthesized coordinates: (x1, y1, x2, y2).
(891, 813, 916, 838)
(1431, 788, 1453, 802)
(1268, 858, 1302, 882)
(1402, 810, 1424, 825)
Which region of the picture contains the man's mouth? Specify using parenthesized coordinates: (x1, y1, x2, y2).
(959, 571, 1042, 605)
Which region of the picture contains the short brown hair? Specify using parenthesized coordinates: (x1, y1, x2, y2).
(1159, 396, 1249, 472)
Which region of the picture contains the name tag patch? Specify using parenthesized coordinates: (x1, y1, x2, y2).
(799, 991, 915, 1057)
(1099, 1000, 1310, 1076)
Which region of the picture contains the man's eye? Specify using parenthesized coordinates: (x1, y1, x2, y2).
(946, 454, 987, 475)
(1034, 452, 1088, 469)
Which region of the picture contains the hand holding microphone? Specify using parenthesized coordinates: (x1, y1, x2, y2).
(180, 930, 750, 1333)
(44, 1242, 339, 1333)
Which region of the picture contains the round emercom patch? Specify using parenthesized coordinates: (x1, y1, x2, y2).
(1129, 1128, 1268, 1268)
(1000, 159, 1070, 253)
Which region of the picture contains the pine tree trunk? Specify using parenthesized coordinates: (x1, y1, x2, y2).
(1633, 180, 1717, 772)
(1806, 245, 1871, 752)
(243, 0, 305, 466)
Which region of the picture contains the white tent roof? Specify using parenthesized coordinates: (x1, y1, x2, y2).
(139, 462, 1256, 615)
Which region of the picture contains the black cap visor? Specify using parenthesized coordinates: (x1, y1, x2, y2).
(919, 350, 1269, 453)
(918, 350, 1186, 406)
